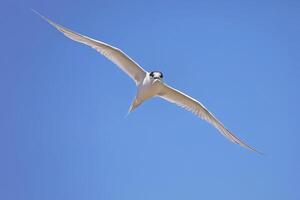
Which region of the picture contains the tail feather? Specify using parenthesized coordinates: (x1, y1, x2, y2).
(127, 98, 141, 115)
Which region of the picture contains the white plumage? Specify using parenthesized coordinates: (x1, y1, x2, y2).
(34, 10, 261, 154)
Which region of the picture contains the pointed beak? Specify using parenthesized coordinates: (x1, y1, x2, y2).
(152, 79, 160, 84)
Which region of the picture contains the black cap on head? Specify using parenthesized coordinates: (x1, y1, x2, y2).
(150, 71, 163, 79)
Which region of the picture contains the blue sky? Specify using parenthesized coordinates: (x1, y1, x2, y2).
(1, 0, 300, 199)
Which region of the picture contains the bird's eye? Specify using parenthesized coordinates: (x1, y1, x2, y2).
(150, 72, 154, 77)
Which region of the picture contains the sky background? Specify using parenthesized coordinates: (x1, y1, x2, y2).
(1, 0, 300, 200)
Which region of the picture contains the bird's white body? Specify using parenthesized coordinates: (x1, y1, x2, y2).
(130, 73, 163, 112)
(138, 74, 159, 100)
(34, 10, 261, 154)
(141, 75, 162, 98)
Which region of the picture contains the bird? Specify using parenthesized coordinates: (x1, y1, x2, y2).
(33, 10, 261, 154)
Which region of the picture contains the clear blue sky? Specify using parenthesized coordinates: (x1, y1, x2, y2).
(1, 0, 299, 199)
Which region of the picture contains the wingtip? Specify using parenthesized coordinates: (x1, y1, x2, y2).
(251, 148, 264, 155)
(31, 9, 57, 27)
(244, 144, 264, 155)
(231, 136, 263, 155)
(253, 148, 264, 155)
(31, 9, 45, 19)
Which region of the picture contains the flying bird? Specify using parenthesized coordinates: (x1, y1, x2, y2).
(34, 10, 261, 154)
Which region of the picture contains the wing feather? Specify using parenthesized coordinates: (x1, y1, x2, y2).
(34, 10, 147, 85)
(159, 83, 261, 154)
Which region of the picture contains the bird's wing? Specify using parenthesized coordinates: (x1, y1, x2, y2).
(158, 83, 261, 154)
(34, 10, 147, 85)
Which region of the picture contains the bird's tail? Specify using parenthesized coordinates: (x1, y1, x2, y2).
(126, 98, 142, 117)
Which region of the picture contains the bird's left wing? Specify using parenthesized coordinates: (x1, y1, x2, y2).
(158, 83, 261, 154)
(33, 10, 147, 85)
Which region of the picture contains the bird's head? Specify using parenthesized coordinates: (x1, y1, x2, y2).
(149, 71, 164, 81)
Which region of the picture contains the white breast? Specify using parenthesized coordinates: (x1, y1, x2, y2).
(137, 74, 163, 101)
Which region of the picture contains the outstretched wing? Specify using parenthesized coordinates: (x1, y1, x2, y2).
(34, 10, 147, 85)
(158, 83, 261, 154)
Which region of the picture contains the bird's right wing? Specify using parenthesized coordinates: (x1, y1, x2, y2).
(158, 83, 261, 154)
(34, 10, 147, 85)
